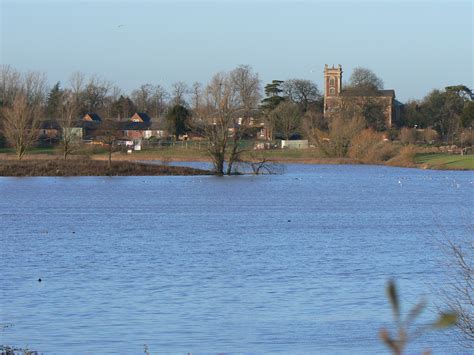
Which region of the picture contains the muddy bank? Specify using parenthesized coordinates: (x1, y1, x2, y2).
(0, 158, 211, 177)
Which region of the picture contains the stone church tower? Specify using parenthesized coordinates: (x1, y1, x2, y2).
(322, 64, 402, 127)
(323, 64, 343, 115)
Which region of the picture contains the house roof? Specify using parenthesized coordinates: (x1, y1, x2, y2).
(122, 121, 152, 130)
(39, 119, 61, 130)
(131, 112, 151, 123)
(83, 113, 102, 122)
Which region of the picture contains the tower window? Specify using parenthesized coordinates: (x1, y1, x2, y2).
(329, 87, 335, 95)
(329, 77, 335, 86)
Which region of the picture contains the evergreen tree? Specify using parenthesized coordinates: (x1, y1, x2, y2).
(46, 82, 63, 117)
(166, 104, 190, 138)
(111, 95, 136, 120)
(260, 80, 285, 112)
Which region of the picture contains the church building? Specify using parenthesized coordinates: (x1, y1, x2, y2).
(323, 64, 402, 128)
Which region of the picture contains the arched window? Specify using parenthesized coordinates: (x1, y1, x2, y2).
(329, 77, 335, 86)
(329, 87, 335, 95)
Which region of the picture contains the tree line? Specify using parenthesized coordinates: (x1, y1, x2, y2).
(1, 64, 473, 173)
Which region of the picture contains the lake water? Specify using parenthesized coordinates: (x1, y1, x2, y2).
(0, 164, 472, 354)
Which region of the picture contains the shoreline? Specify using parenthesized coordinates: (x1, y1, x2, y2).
(0, 151, 472, 176)
(89, 152, 473, 171)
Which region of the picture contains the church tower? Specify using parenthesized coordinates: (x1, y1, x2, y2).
(324, 64, 343, 115)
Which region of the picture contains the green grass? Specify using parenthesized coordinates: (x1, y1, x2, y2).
(415, 153, 474, 170)
(0, 146, 56, 155)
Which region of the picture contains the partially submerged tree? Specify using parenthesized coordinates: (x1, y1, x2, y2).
(203, 72, 239, 175)
(203, 65, 261, 175)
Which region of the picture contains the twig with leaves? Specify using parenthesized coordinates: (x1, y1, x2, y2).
(380, 280, 458, 355)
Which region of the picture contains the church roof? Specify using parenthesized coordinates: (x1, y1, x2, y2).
(341, 88, 396, 98)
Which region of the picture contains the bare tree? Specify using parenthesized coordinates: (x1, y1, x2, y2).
(230, 65, 261, 118)
(271, 101, 302, 140)
(24, 71, 47, 107)
(203, 72, 239, 175)
(247, 152, 285, 175)
(171, 81, 189, 106)
(58, 90, 80, 159)
(69, 71, 86, 113)
(103, 85, 124, 118)
(2, 94, 41, 159)
(225, 65, 261, 173)
(0, 69, 46, 159)
(349, 67, 384, 91)
(151, 84, 169, 118)
(191, 81, 203, 116)
(0, 65, 22, 107)
(131, 83, 169, 118)
(439, 236, 473, 348)
(302, 109, 327, 133)
(97, 119, 121, 168)
(131, 84, 153, 112)
(282, 79, 321, 111)
(335, 93, 389, 131)
(202, 66, 261, 175)
(83, 75, 112, 113)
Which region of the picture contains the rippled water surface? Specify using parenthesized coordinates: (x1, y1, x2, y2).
(1, 164, 472, 354)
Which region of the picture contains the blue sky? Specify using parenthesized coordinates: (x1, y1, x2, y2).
(1, 0, 472, 101)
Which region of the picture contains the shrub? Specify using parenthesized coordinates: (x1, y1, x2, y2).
(387, 144, 418, 167)
(349, 129, 398, 163)
(399, 127, 417, 145)
(419, 128, 439, 144)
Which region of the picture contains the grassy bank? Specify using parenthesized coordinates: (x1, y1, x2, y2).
(415, 153, 474, 170)
(0, 158, 211, 177)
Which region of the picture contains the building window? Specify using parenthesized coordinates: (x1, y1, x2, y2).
(329, 77, 335, 86)
(329, 87, 335, 95)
